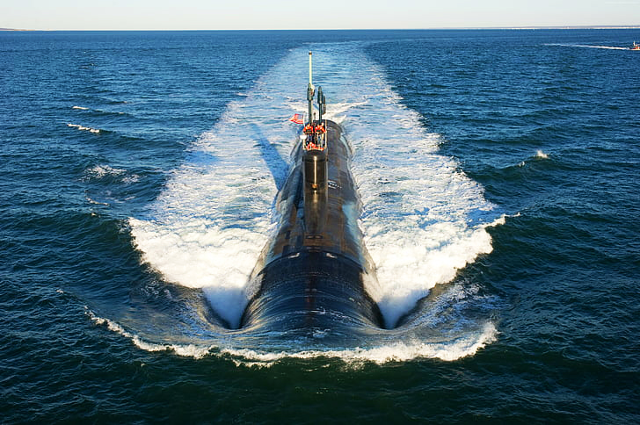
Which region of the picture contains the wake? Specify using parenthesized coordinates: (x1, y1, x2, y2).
(545, 43, 631, 50)
(126, 43, 503, 363)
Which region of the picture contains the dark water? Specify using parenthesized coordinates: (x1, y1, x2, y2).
(2, 29, 639, 422)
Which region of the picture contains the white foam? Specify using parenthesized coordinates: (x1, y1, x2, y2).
(72, 105, 89, 110)
(535, 149, 549, 159)
(129, 44, 502, 354)
(121, 175, 140, 184)
(223, 323, 497, 366)
(83, 164, 140, 187)
(67, 123, 100, 133)
(85, 164, 126, 179)
(86, 196, 109, 206)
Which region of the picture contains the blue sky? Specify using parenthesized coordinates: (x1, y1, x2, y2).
(3, 0, 640, 30)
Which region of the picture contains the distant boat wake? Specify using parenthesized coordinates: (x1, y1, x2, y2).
(545, 43, 630, 50)
(117, 43, 505, 365)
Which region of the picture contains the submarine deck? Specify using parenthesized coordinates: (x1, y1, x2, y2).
(261, 119, 372, 270)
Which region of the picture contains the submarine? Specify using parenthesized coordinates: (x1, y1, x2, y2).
(239, 52, 385, 331)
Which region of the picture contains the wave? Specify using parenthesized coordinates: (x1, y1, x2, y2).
(128, 43, 503, 360)
(85, 164, 126, 178)
(72, 105, 128, 117)
(87, 307, 497, 365)
(84, 164, 139, 182)
(67, 123, 101, 134)
(86, 196, 110, 206)
(86, 309, 212, 358)
(535, 150, 549, 159)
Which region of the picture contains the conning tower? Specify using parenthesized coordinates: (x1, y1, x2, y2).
(302, 52, 329, 233)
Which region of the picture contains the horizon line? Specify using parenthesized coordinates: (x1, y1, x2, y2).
(2, 25, 640, 32)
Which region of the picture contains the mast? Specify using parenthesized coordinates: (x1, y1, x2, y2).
(301, 50, 328, 230)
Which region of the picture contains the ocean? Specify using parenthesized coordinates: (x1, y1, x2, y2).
(1, 29, 638, 423)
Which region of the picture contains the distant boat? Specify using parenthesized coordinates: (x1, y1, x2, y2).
(631, 41, 640, 50)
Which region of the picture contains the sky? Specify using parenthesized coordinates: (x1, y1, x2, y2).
(2, 0, 640, 30)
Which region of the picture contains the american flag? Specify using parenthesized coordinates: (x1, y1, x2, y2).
(289, 113, 304, 124)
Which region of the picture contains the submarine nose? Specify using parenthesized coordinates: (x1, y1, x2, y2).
(240, 251, 384, 331)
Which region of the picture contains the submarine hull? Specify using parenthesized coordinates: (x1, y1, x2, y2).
(240, 120, 384, 330)
(241, 251, 382, 331)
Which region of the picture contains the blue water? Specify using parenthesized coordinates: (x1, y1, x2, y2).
(1, 29, 639, 422)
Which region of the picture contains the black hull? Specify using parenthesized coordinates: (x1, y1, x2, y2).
(241, 251, 383, 330)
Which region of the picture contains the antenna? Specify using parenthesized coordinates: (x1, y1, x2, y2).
(317, 86, 325, 122)
(307, 52, 315, 124)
